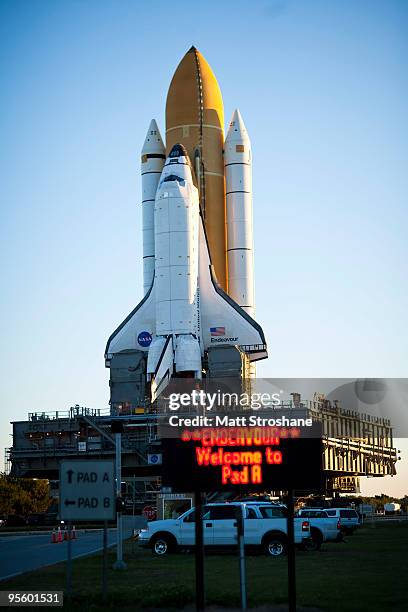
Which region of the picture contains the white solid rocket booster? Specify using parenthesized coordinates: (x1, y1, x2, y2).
(141, 120, 165, 294)
(224, 109, 254, 318)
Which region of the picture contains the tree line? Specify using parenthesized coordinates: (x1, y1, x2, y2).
(0, 473, 49, 517)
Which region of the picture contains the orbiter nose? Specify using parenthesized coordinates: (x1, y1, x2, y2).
(168, 143, 188, 159)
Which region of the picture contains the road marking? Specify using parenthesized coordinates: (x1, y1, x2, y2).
(0, 571, 24, 581)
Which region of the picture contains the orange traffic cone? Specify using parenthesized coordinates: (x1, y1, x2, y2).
(51, 529, 57, 543)
(57, 527, 62, 543)
(71, 525, 77, 540)
(64, 528, 68, 541)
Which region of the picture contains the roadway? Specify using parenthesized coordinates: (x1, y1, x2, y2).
(0, 516, 146, 581)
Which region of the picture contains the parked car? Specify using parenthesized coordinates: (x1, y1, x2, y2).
(26, 513, 44, 526)
(245, 502, 342, 550)
(3, 515, 27, 527)
(301, 507, 360, 535)
(138, 502, 311, 556)
(296, 508, 342, 549)
(384, 503, 401, 515)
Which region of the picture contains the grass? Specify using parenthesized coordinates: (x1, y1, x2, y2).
(2, 523, 407, 611)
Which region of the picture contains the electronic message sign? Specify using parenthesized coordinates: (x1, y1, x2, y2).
(161, 423, 324, 492)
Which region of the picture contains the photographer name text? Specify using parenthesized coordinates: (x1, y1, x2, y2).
(167, 415, 312, 427)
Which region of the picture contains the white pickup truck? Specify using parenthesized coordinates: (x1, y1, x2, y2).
(298, 507, 359, 537)
(296, 508, 342, 549)
(138, 502, 311, 556)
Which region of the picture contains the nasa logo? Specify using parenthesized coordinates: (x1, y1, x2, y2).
(138, 331, 152, 348)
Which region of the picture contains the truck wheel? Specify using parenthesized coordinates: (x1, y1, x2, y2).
(304, 528, 323, 551)
(151, 534, 174, 556)
(264, 535, 287, 557)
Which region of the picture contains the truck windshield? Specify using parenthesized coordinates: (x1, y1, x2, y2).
(182, 507, 210, 522)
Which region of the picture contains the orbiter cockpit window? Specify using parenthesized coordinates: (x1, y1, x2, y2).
(161, 175, 185, 186)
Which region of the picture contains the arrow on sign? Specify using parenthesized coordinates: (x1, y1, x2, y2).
(67, 469, 74, 484)
(65, 499, 76, 506)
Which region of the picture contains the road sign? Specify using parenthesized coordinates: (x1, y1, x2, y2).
(142, 505, 157, 521)
(60, 460, 115, 521)
(147, 453, 162, 465)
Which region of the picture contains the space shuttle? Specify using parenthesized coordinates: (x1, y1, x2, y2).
(105, 47, 267, 400)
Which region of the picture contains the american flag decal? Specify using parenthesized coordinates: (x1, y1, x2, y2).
(210, 327, 225, 336)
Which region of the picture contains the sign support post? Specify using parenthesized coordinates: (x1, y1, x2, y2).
(194, 490, 205, 611)
(236, 505, 247, 610)
(102, 520, 108, 602)
(66, 522, 72, 599)
(286, 488, 296, 612)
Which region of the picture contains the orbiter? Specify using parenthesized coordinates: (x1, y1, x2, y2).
(105, 47, 267, 399)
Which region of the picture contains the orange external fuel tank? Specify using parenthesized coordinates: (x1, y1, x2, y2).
(165, 46, 227, 291)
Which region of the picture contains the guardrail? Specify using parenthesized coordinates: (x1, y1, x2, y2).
(28, 405, 111, 421)
(363, 514, 408, 523)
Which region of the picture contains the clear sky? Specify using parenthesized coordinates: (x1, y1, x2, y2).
(1, 0, 407, 496)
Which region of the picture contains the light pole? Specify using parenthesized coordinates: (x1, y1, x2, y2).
(112, 420, 127, 570)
